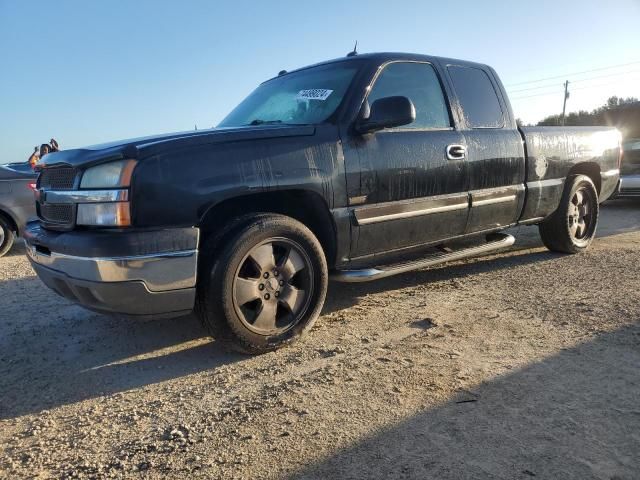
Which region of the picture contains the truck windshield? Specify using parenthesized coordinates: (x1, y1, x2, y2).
(218, 62, 359, 127)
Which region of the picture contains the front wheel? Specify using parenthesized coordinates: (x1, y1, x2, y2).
(0, 216, 15, 258)
(198, 214, 328, 354)
(538, 174, 599, 254)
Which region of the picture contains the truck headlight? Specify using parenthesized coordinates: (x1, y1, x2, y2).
(77, 202, 131, 226)
(80, 159, 137, 189)
(77, 159, 136, 226)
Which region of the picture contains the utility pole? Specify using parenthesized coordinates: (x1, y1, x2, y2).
(561, 80, 570, 126)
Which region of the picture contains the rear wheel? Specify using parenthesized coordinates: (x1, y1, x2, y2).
(538, 174, 599, 253)
(0, 216, 15, 258)
(198, 214, 328, 354)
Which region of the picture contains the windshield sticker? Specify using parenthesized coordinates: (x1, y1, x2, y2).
(296, 89, 334, 101)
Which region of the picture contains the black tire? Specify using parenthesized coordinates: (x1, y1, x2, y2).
(198, 213, 328, 354)
(0, 215, 15, 258)
(538, 174, 599, 254)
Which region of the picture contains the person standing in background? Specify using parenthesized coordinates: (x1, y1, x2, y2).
(28, 138, 60, 168)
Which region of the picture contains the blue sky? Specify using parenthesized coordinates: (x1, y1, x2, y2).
(1, 0, 638, 161)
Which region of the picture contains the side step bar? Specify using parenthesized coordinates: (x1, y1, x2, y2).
(331, 233, 515, 283)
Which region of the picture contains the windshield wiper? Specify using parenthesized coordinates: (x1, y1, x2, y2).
(246, 119, 283, 126)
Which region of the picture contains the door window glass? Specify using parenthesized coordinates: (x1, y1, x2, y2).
(367, 62, 451, 129)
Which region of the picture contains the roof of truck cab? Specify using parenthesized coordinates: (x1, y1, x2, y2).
(264, 52, 491, 83)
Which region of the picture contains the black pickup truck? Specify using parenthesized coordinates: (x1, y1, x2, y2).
(25, 52, 621, 353)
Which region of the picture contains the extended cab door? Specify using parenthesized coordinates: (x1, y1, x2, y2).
(346, 61, 468, 258)
(445, 65, 526, 233)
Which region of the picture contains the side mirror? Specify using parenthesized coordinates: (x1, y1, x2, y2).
(356, 96, 416, 134)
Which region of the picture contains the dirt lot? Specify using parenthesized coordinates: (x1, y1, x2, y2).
(1, 199, 639, 480)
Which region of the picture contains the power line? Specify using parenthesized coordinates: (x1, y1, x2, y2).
(510, 83, 567, 94)
(511, 75, 640, 101)
(508, 69, 640, 93)
(505, 61, 640, 87)
(511, 91, 564, 101)
(572, 80, 640, 92)
(507, 57, 640, 77)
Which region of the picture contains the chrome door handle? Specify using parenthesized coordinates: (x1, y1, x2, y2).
(446, 144, 466, 160)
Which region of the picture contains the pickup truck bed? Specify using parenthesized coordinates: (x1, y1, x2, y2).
(25, 52, 621, 353)
(519, 126, 619, 219)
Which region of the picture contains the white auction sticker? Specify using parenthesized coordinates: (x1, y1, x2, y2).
(296, 89, 333, 101)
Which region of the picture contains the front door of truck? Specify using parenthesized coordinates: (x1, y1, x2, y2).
(345, 61, 469, 258)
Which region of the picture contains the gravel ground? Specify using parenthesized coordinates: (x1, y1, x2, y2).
(1, 199, 639, 480)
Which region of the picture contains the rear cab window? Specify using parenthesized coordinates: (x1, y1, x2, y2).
(447, 66, 504, 128)
(367, 62, 451, 129)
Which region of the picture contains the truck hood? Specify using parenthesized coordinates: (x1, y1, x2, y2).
(37, 125, 316, 169)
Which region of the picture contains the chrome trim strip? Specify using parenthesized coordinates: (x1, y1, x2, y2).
(354, 184, 526, 225)
(470, 185, 523, 208)
(357, 202, 468, 224)
(472, 195, 517, 207)
(25, 247, 197, 292)
(354, 193, 469, 226)
(526, 178, 564, 189)
(43, 189, 129, 204)
(518, 216, 545, 225)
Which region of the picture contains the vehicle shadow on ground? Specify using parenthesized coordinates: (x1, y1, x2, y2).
(289, 322, 640, 479)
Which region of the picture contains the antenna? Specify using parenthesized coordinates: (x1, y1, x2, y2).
(347, 40, 358, 57)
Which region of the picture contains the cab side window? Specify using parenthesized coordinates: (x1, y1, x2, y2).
(447, 66, 504, 128)
(367, 62, 451, 129)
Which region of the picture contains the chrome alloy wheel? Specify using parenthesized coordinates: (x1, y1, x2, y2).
(568, 187, 595, 240)
(232, 238, 314, 335)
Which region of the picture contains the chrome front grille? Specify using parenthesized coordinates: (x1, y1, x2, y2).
(38, 167, 77, 190)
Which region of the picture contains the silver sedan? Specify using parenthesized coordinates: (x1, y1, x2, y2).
(0, 163, 37, 257)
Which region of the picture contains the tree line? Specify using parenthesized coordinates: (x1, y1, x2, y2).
(517, 97, 640, 139)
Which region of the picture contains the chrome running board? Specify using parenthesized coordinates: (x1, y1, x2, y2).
(331, 233, 515, 283)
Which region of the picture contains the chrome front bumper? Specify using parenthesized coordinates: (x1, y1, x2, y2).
(24, 222, 199, 317)
(26, 247, 197, 291)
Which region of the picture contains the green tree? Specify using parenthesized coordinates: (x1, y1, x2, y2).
(537, 97, 640, 138)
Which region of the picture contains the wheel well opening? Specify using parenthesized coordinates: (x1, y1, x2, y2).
(567, 162, 602, 194)
(0, 210, 18, 234)
(199, 190, 337, 267)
